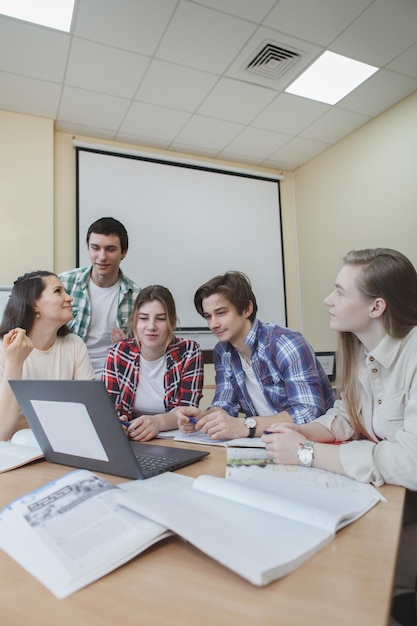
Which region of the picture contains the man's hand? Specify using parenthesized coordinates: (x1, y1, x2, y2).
(177, 406, 205, 433)
(193, 408, 247, 440)
(111, 327, 126, 344)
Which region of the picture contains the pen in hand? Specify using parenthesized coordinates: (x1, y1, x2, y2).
(120, 419, 131, 427)
(188, 416, 198, 424)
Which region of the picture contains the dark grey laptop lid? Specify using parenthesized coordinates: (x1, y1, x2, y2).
(9, 380, 209, 479)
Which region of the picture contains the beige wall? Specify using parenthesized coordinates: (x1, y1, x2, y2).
(293, 89, 417, 351)
(0, 111, 54, 283)
(1, 88, 417, 352)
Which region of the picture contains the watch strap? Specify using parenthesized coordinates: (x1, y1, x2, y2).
(244, 417, 256, 438)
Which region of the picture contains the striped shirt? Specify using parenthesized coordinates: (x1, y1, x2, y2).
(210, 318, 334, 424)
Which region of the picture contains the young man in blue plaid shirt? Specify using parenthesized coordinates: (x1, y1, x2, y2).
(177, 271, 334, 440)
(59, 217, 141, 378)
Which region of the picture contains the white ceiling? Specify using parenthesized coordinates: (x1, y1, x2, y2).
(1, 0, 417, 171)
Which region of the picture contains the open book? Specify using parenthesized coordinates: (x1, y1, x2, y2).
(0, 469, 172, 598)
(0, 429, 44, 472)
(117, 470, 382, 586)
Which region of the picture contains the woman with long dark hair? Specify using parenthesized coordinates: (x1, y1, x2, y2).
(0, 271, 94, 440)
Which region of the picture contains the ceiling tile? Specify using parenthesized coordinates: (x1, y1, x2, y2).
(1, 0, 416, 171)
(192, 0, 277, 22)
(65, 39, 149, 98)
(56, 120, 117, 141)
(115, 132, 171, 151)
(197, 78, 278, 124)
(0, 17, 70, 82)
(168, 142, 220, 159)
(253, 93, 330, 135)
(222, 126, 291, 159)
(387, 42, 417, 80)
(262, 157, 296, 171)
(331, 0, 417, 66)
(264, 0, 374, 46)
(74, 0, 177, 55)
(0, 71, 61, 118)
(120, 102, 191, 140)
(58, 86, 130, 130)
(270, 136, 330, 166)
(136, 60, 218, 112)
(339, 69, 417, 117)
(300, 107, 370, 143)
(173, 115, 244, 151)
(156, 2, 257, 73)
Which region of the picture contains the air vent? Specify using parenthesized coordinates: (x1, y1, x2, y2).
(246, 43, 301, 80)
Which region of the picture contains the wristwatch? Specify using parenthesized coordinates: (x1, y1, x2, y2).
(297, 440, 315, 467)
(244, 417, 257, 438)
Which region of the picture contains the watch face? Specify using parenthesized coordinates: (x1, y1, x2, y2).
(298, 448, 313, 466)
(245, 418, 256, 428)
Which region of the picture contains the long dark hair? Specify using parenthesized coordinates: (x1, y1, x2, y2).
(0, 271, 71, 338)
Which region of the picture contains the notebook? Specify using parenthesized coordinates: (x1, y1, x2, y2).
(9, 380, 209, 479)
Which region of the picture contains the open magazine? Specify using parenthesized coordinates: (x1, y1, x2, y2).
(225, 447, 387, 499)
(0, 469, 172, 598)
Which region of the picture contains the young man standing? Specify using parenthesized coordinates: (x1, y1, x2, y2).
(59, 217, 141, 378)
(177, 271, 334, 439)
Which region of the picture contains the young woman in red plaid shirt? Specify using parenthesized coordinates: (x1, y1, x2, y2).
(102, 285, 204, 442)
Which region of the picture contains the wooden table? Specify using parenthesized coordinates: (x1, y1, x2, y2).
(0, 440, 405, 626)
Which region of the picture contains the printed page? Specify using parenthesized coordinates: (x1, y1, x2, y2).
(117, 472, 333, 586)
(226, 448, 386, 501)
(0, 469, 171, 598)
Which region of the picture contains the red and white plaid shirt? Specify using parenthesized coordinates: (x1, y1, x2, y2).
(102, 337, 204, 419)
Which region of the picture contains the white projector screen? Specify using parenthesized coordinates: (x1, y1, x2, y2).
(76, 148, 286, 347)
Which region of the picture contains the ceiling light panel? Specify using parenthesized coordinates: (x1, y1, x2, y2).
(0, 0, 75, 32)
(285, 51, 379, 105)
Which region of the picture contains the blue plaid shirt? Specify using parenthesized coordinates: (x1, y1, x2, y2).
(210, 318, 334, 424)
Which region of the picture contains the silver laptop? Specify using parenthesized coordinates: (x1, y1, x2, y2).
(9, 380, 209, 479)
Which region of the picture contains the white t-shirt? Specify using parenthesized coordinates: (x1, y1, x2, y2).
(133, 355, 166, 416)
(87, 280, 120, 378)
(239, 354, 276, 416)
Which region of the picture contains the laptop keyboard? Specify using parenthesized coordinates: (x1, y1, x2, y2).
(135, 453, 181, 477)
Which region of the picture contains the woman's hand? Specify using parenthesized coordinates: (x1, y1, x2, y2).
(262, 423, 307, 465)
(124, 415, 161, 442)
(3, 328, 33, 369)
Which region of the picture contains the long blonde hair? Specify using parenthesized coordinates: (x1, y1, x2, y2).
(337, 248, 417, 437)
